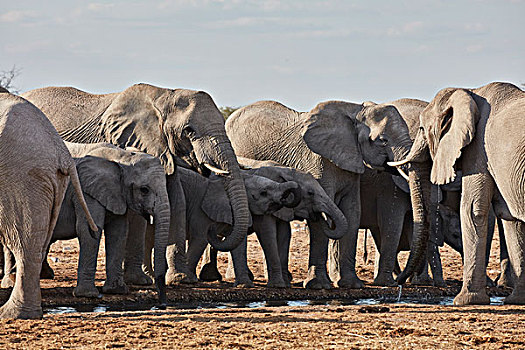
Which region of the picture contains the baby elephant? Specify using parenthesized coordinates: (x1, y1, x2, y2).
(37, 143, 170, 298)
(143, 166, 301, 283)
(200, 157, 348, 288)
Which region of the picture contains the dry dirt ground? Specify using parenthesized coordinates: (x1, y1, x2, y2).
(0, 223, 524, 349)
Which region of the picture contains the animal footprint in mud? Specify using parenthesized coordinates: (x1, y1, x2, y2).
(357, 305, 390, 313)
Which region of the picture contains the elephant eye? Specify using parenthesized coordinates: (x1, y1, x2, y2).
(140, 186, 150, 195)
(260, 190, 268, 197)
(307, 190, 315, 196)
(183, 125, 196, 137)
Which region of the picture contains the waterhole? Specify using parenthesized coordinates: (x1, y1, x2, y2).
(44, 296, 505, 315)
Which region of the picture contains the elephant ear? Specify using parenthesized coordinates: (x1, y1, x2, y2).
(392, 175, 410, 194)
(302, 109, 364, 174)
(98, 87, 176, 175)
(75, 156, 127, 215)
(201, 179, 233, 225)
(430, 90, 480, 185)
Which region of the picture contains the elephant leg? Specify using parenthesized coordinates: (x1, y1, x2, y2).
(254, 216, 285, 288)
(124, 212, 153, 286)
(373, 217, 404, 287)
(453, 173, 493, 306)
(0, 247, 44, 319)
(229, 236, 254, 288)
(502, 220, 525, 304)
(329, 193, 363, 289)
(304, 220, 332, 289)
(496, 219, 514, 288)
(277, 220, 292, 286)
(40, 241, 55, 280)
(199, 245, 222, 282)
(102, 215, 130, 294)
(73, 226, 102, 298)
(166, 175, 192, 284)
(186, 235, 208, 283)
(1, 246, 15, 288)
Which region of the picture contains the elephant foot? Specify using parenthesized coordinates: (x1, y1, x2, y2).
(432, 278, 447, 288)
(337, 276, 365, 289)
(504, 291, 525, 305)
(0, 301, 42, 319)
(102, 279, 130, 295)
(486, 275, 496, 288)
(124, 269, 153, 286)
(40, 262, 55, 280)
(166, 269, 196, 285)
(408, 274, 433, 286)
(303, 266, 332, 289)
(372, 274, 397, 287)
(266, 278, 287, 288)
(283, 270, 293, 285)
(453, 289, 490, 306)
(496, 273, 514, 288)
(234, 278, 254, 288)
(73, 284, 102, 298)
(1, 274, 15, 288)
(199, 263, 222, 282)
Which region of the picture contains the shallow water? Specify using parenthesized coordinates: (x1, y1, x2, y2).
(44, 295, 506, 315)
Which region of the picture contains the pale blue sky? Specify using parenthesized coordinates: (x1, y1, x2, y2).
(1, 0, 524, 110)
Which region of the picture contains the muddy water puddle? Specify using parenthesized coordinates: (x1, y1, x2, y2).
(44, 296, 506, 315)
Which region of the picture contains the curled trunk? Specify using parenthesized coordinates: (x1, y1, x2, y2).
(318, 200, 348, 240)
(280, 182, 302, 208)
(207, 143, 250, 251)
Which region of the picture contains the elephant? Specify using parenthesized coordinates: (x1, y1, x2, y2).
(225, 100, 431, 289)
(391, 82, 525, 305)
(0, 92, 98, 319)
(142, 165, 301, 286)
(22, 84, 251, 286)
(200, 157, 349, 288)
(38, 142, 169, 298)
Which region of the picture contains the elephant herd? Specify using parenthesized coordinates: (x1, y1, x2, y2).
(0, 81, 522, 319)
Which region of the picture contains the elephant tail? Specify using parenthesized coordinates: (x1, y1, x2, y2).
(65, 163, 100, 237)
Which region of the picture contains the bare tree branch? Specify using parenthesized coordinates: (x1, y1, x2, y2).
(0, 65, 22, 94)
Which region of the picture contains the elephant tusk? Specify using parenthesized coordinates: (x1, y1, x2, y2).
(396, 167, 410, 181)
(387, 159, 409, 167)
(239, 164, 252, 170)
(363, 160, 384, 171)
(321, 212, 336, 230)
(204, 163, 230, 175)
(150, 215, 154, 225)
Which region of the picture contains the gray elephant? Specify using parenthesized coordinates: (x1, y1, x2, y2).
(225, 100, 431, 289)
(202, 157, 349, 287)
(391, 82, 525, 305)
(22, 84, 251, 286)
(143, 166, 301, 286)
(0, 92, 98, 319)
(41, 142, 169, 298)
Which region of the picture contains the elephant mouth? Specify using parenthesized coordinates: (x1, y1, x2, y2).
(268, 202, 283, 212)
(312, 211, 336, 230)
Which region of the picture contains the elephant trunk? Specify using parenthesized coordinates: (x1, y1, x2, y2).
(207, 139, 250, 252)
(280, 182, 302, 208)
(396, 160, 432, 284)
(153, 192, 170, 308)
(318, 200, 348, 240)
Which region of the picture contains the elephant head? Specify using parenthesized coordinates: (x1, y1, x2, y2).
(75, 147, 170, 304)
(96, 84, 249, 251)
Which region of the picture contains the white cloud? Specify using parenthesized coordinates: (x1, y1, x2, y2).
(87, 3, 115, 11)
(4, 40, 51, 54)
(0, 10, 36, 23)
(387, 21, 424, 37)
(466, 44, 484, 53)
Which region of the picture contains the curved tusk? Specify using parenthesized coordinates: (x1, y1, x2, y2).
(363, 160, 384, 171)
(150, 215, 154, 225)
(239, 164, 252, 170)
(387, 159, 410, 167)
(396, 167, 410, 181)
(204, 163, 230, 175)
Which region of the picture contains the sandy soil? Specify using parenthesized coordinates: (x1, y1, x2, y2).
(0, 223, 523, 349)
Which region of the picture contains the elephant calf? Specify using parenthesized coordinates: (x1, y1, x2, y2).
(36, 143, 170, 298)
(200, 157, 348, 288)
(143, 165, 301, 286)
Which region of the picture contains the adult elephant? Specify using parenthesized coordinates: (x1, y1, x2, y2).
(390, 82, 525, 305)
(0, 92, 98, 319)
(22, 84, 250, 283)
(226, 100, 431, 288)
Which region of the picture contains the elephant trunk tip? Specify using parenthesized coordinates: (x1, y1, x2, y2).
(155, 274, 167, 309)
